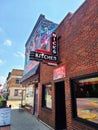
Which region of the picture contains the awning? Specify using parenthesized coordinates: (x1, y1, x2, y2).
(21, 63, 40, 82)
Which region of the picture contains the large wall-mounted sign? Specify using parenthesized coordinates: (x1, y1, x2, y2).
(53, 65, 66, 80)
(24, 18, 57, 75)
(30, 32, 58, 66)
(30, 51, 58, 62)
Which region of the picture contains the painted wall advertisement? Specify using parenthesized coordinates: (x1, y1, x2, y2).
(24, 19, 57, 76)
(0, 107, 11, 126)
(30, 32, 58, 65)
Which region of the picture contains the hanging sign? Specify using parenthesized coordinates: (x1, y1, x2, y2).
(30, 51, 58, 62)
(30, 32, 58, 66)
(53, 65, 66, 80)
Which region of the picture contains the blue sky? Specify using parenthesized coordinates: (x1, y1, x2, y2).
(0, 0, 85, 86)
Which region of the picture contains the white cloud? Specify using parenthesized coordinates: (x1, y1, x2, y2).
(0, 59, 4, 66)
(14, 51, 25, 59)
(0, 76, 6, 87)
(3, 39, 12, 46)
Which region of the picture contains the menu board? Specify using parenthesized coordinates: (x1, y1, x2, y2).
(0, 107, 11, 126)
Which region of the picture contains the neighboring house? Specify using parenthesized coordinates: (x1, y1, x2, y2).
(6, 69, 24, 100)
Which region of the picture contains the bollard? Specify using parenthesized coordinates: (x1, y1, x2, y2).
(9, 105, 11, 108)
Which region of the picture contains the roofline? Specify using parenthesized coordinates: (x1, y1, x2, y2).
(25, 14, 58, 47)
(25, 14, 45, 47)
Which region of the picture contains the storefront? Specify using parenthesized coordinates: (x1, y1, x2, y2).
(38, 0, 98, 130)
(39, 64, 67, 129)
(21, 72, 39, 114)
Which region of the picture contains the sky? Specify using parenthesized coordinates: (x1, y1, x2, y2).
(0, 0, 85, 86)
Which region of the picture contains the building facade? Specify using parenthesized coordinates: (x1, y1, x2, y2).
(21, 14, 58, 115)
(38, 0, 98, 130)
(6, 69, 24, 100)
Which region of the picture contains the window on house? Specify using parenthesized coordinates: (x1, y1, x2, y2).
(70, 72, 98, 126)
(14, 89, 22, 96)
(42, 83, 52, 109)
(14, 89, 18, 96)
(16, 79, 20, 84)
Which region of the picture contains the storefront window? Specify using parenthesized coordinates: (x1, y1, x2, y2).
(71, 73, 98, 125)
(42, 83, 52, 109)
(25, 86, 34, 107)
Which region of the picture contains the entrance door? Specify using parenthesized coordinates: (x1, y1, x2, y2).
(55, 81, 66, 130)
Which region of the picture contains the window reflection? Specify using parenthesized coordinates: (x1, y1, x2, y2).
(42, 83, 52, 109)
(74, 77, 98, 123)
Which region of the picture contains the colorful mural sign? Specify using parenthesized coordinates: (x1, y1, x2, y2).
(30, 32, 58, 65)
(24, 19, 57, 75)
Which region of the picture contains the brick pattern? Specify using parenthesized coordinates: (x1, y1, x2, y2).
(39, 0, 98, 130)
(11, 69, 23, 76)
(7, 69, 23, 88)
(0, 126, 10, 130)
(6, 69, 23, 100)
(8, 78, 20, 88)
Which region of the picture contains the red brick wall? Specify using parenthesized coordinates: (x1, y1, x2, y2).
(39, 63, 55, 128)
(39, 0, 98, 129)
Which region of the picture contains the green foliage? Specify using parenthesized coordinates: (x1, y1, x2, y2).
(0, 95, 6, 107)
(25, 103, 32, 107)
(0, 96, 5, 101)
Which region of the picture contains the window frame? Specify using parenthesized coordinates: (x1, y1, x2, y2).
(70, 72, 98, 128)
(16, 78, 20, 84)
(14, 89, 18, 96)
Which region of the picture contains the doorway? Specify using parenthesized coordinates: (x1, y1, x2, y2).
(55, 81, 66, 130)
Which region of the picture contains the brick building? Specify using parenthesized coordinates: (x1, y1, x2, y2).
(6, 69, 24, 100)
(38, 0, 98, 130)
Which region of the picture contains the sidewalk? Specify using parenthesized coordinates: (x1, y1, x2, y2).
(11, 109, 51, 130)
(0, 109, 52, 130)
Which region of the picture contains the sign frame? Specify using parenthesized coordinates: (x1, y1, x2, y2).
(30, 32, 59, 66)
